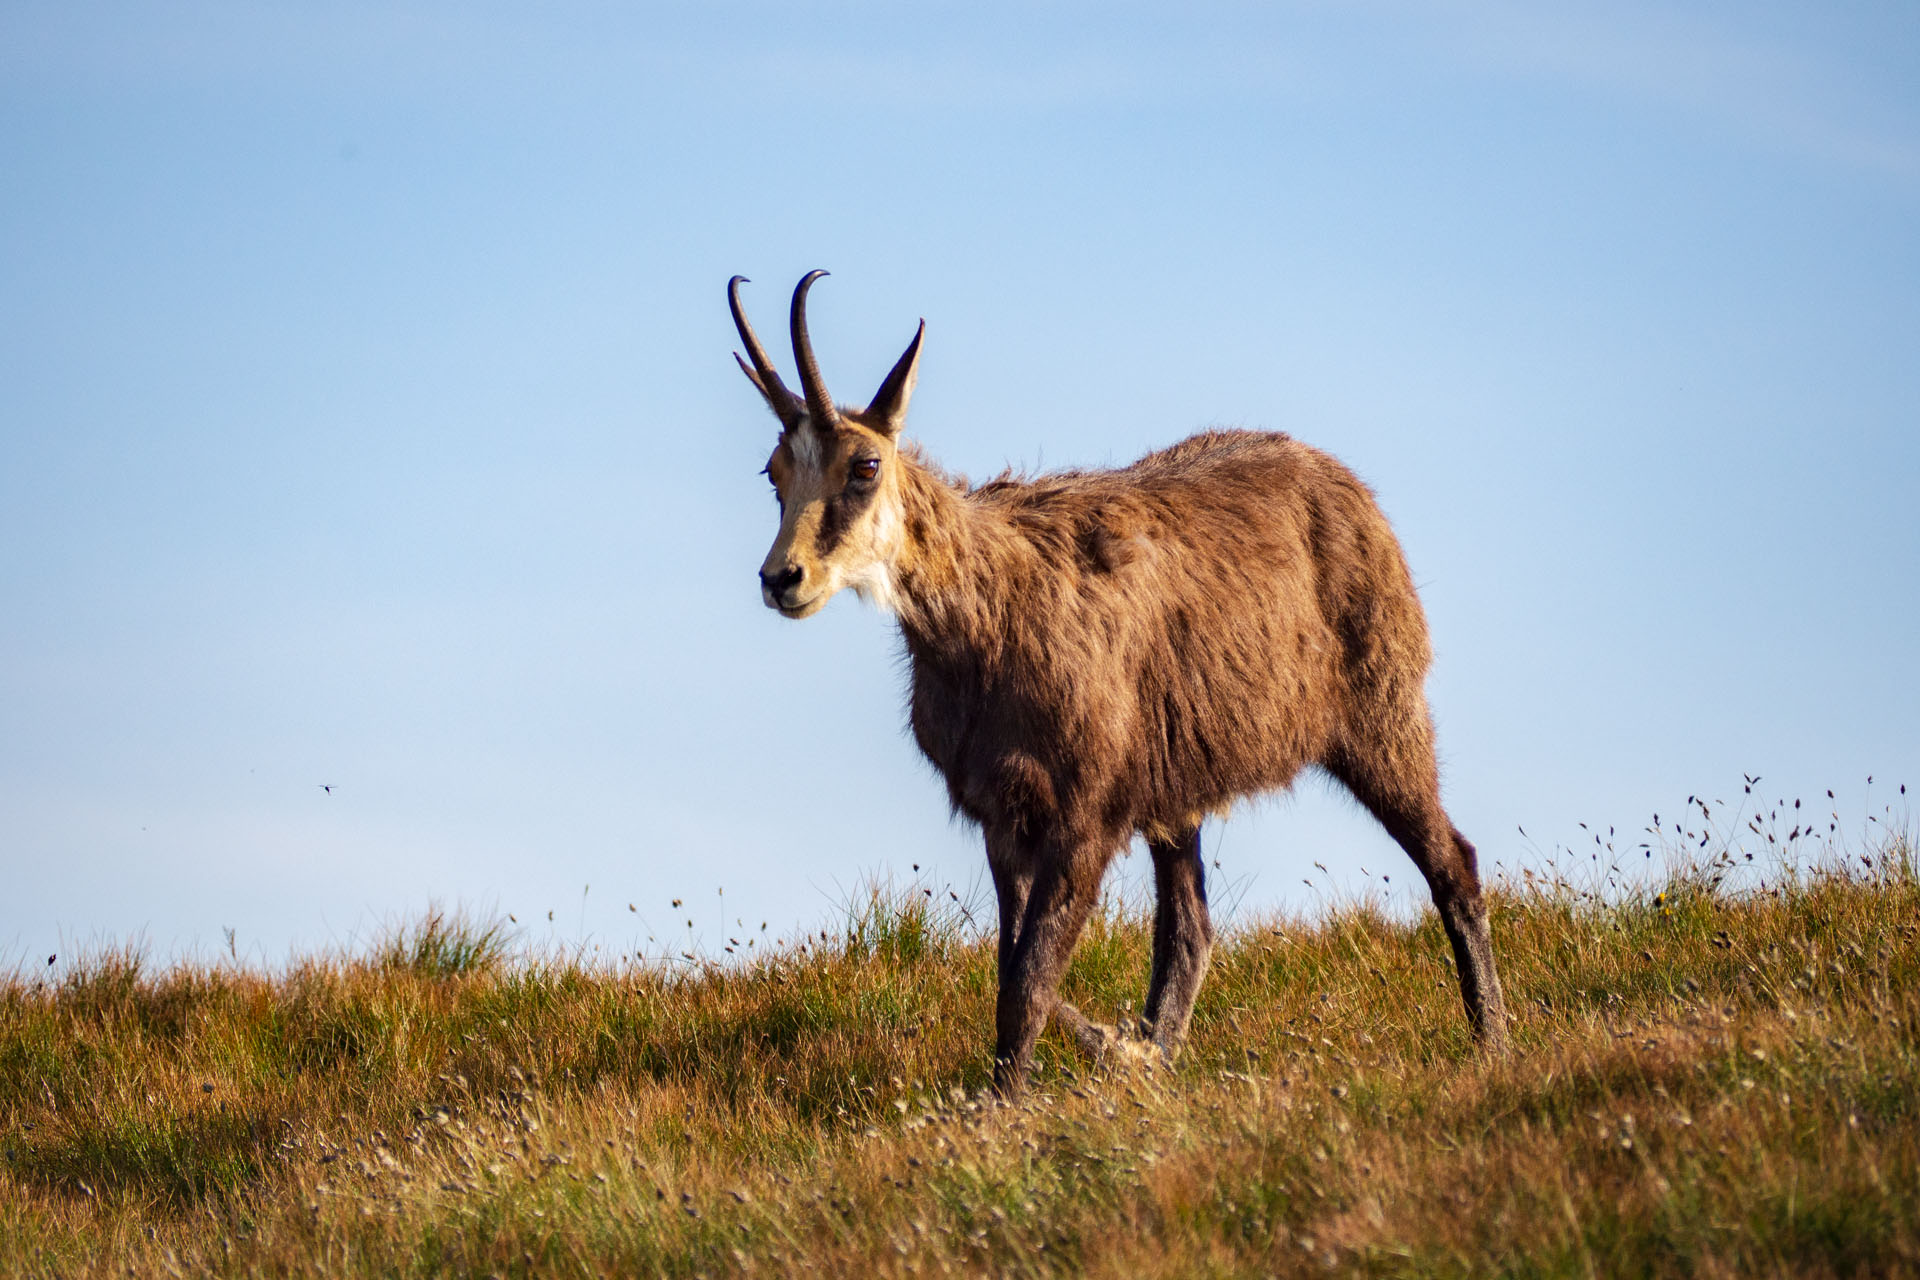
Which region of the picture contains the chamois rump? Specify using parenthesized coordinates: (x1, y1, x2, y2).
(731, 272, 1510, 1094)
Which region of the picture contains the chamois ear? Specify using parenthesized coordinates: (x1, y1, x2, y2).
(859, 321, 925, 438)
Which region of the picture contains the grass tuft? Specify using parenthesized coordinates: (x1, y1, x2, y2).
(374, 904, 514, 978)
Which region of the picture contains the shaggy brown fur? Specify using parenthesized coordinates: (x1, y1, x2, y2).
(731, 272, 1509, 1093)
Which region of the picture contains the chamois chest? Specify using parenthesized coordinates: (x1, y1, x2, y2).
(903, 648, 1055, 829)
(901, 606, 1141, 837)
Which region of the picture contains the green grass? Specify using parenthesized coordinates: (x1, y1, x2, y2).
(2, 819, 1916, 1278)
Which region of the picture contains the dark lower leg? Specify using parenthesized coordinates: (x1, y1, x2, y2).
(1437, 827, 1509, 1052)
(1408, 834, 1509, 1052)
(1333, 755, 1510, 1054)
(1142, 826, 1213, 1057)
(992, 864, 1099, 1095)
(990, 860, 1032, 992)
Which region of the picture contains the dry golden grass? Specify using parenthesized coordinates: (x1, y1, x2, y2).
(4, 808, 1916, 1278)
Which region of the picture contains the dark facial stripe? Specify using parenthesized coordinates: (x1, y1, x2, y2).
(813, 481, 877, 557)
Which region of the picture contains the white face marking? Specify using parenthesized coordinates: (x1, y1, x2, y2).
(787, 423, 822, 469)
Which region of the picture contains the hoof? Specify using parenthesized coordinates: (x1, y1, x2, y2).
(1099, 1030, 1166, 1073)
(1053, 1001, 1170, 1075)
(1073, 1019, 1167, 1074)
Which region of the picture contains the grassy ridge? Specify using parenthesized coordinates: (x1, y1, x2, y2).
(3, 825, 1917, 1278)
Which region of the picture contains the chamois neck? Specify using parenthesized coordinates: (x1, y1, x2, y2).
(889, 450, 1024, 658)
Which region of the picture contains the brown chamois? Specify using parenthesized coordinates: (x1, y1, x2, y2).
(730, 272, 1510, 1094)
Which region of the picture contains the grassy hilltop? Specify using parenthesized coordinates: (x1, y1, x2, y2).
(4, 802, 1917, 1278)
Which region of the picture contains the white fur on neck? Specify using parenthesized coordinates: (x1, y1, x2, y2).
(845, 492, 905, 616)
(847, 561, 902, 615)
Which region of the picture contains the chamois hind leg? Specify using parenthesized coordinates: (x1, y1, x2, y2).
(1141, 824, 1213, 1060)
(1328, 725, 1511, 1055)
(991, 853, 1104, 1095)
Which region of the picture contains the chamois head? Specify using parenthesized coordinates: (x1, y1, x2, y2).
(730, 272, 924, 619)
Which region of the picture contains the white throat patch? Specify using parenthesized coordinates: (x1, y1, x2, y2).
(847, 560, 902, 615)
(845, 492, 905, 616)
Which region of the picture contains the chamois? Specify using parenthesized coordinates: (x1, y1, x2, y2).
(730, 272, 1510, 1094)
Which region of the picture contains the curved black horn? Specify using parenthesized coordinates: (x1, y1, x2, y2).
(790, 270, 842, 433)
(728, 276, 803, 425)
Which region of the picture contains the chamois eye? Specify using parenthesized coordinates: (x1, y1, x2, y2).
(851, 457, 880, 483)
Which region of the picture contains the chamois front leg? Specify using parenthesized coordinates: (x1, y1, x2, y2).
(1142, 825, 1213, 1060)
(984, 830, 1033, 993)
(991, 858, 1101, 1096)
(988, 831, 1106, 1072)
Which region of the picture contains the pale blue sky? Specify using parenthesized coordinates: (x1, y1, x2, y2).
(3, 2, 1915, 965)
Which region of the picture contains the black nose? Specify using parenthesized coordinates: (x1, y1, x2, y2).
(761, 565, 804, 599)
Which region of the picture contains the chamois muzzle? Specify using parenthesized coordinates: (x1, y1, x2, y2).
(760, 564, 806, 608)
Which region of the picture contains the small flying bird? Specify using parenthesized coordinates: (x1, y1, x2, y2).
(319, 784, 333, 794)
